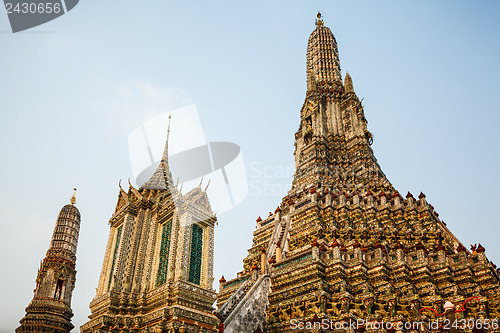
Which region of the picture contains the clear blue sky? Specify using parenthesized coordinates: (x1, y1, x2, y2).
(1, 1, 499, 332)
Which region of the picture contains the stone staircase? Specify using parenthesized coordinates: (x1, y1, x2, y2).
(265, 220, 281, 261)
(216, 217, 292, 332)
(277, 216, 290, 256)
(219, 274, 271, 333)
(217, 276, 254, 322)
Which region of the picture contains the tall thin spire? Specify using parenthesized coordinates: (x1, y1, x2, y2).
(141, 115, 174, 190)
(161, 114, 172, 163)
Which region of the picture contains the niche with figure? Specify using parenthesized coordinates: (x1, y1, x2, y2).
(54, 279, 64, 300)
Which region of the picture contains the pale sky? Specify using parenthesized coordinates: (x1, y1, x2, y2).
(1, 1, 499, 332)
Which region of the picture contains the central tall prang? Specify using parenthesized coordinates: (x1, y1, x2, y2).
(292, 13, 388, 195)
(216, 13, 500, 333)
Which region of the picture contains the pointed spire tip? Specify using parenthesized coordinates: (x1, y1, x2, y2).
(315, 11, 324, 27)
(70, 188, 77, 205)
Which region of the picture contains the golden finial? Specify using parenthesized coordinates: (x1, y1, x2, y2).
(315, 12, 324, 27)
(70, 188, 77, 205)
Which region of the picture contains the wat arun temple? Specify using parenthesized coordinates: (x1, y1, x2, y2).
(17, 13, 500, 333)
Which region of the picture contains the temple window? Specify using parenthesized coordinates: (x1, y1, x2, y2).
(156, 220, 173, 286)
(107, 225, 123, 291)
(188, 224, 204, 285)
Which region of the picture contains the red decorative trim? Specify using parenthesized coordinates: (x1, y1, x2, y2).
(419, 296, 481, 317)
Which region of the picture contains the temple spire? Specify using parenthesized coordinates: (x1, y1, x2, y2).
(306, 13, 342, 89)
(294, 16, 389, 192)
(141, 115, 174, 191)
(161, 114, 172, 163)
(17, 199, 81, 333)
(217, 15, 500, 331)
(344, 71, 354, 93)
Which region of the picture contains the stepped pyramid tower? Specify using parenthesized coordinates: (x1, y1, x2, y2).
(81, 116, 219, 333)
(17, 191, 81, 333)
(216, 13, 500, 332)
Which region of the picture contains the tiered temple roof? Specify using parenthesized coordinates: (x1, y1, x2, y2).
(81, 116, 219, 333)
